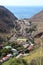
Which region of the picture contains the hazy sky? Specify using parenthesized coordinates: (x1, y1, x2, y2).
(0, 0, 43, 6)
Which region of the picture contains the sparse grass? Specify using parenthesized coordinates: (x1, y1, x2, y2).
(23, 46, 43, 63)
(29, 56, 43, 65)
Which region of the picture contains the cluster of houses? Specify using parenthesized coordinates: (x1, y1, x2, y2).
(0, 54, 12, 63)
(0, 38, 34, 63)
(16, 38, 34, 53)
(0, 46, 18, 63)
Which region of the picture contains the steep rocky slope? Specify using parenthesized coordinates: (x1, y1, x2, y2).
(29, 10, 43, 37)
(0, 6, 18, 33)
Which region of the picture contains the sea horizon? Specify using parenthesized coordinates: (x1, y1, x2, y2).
(5, 6, 43, 19)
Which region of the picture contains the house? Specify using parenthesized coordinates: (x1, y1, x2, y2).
(25, 44, 34, 53)
(11, 48, 17, 53)
(27, 44, 34, 50)
(0, 54, 12, 62)
(16, 53, 23, 58)
(16, 38, 27, 45)
(23, 44, 29, 48)
(17, 38, 27, 43)
(17, 38, 27, 42)
(2, 56, 9, 62)
(7, 54, 12, 57)
(13, 52, 19, 57)
(2, 54, 12, 62)
(23, 53, 29, 57)
(3, 46, 12, 49)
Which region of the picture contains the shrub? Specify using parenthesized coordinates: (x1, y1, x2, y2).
(3, 58, 29, 65)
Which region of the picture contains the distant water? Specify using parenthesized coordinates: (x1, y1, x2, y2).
(5, 6, 43, 19)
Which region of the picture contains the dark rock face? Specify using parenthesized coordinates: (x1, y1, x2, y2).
(0, 6, 18, 33)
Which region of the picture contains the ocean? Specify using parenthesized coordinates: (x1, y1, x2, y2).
(5, 6, 43, 19)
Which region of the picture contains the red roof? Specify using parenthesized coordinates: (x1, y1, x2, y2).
(27, 45, 34, 50)
(2, 56, 9, 61)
